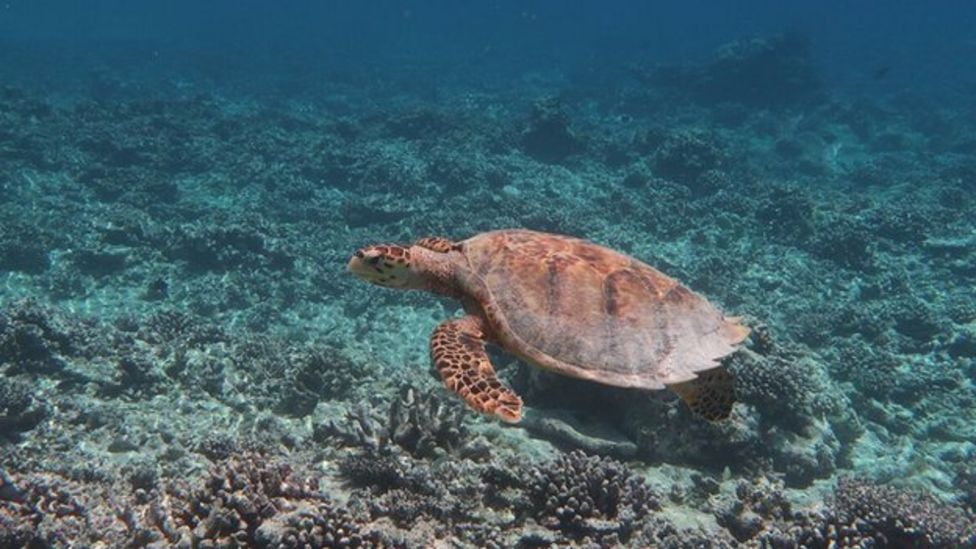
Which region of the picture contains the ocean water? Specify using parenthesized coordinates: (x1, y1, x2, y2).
(2, 1, 976, 547)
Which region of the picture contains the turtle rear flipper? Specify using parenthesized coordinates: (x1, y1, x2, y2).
(668, 368, 735, 421)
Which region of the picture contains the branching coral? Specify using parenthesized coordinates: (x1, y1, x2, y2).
(758, 478, 976, 548)
(713, 476, 792, 542)
(833, 477, 976, 547)
(137, 309, 227, 348)
(1, 453, 388, 548)
(522, 450, 661, 544)
(154, 453, 381, 547)
(0, 377, 47, 442)
(163, 224, 295, 273)
(0, 471, 104, 548)
(232, 335, 374, 418)
(727, 347, 818, 424)
(650, 33, 820, 109)
(653, 130, 724, 185)
(338, 452, 491, 539)
(0, 300, 75, 374)
(521, 97, 583, 163)
(318, 386, 469, 458)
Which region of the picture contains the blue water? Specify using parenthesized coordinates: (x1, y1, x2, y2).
(1, 2, 975, 547)
(3, 1, 975, 97)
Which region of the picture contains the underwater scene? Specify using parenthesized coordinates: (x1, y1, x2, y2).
(2, 1, 976, 547)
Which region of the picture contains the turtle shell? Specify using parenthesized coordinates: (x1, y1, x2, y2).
(459, 230, 748, 390)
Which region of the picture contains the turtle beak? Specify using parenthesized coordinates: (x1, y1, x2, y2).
(347, 250, 371, 277)
(347, 244, 417, 289)
(347, 248, 389, 285)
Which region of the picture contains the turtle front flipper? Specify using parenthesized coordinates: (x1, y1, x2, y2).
(431, 315, 523, 423)
(668, 368, 736, 421)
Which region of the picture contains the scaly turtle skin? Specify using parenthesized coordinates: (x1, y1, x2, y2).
(348, 229, 749, 423)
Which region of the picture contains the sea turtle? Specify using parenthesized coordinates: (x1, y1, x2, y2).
(347, 229, 749, 423)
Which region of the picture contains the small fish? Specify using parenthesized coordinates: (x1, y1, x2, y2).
(872, 66, 892, 80)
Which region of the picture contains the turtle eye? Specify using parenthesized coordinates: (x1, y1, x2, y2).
(366, 255, 381, 266)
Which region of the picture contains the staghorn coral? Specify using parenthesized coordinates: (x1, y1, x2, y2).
(753, 184, 815, 243)
(889, 296, 944, 344)
(339, 452, 421, 493)
(724, 343, 851, 488)
(754, 509, 862, 549)
(194, 433, 242, 462)
(333, 445, 706, 547)
(829, 338, 901, 399)
(947, 298, 976, 325)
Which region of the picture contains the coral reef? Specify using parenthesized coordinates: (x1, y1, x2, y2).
(713, 476, 792, 542)
(728, 348, 818, 424)
(318, 386, 471, 459)
(154, 453, 382, 548)
(0, 453, 387, 548)
(333, 446, 717, 548)
(0, 378, 47, 442)
(523, 450, 660, 544)
(3, 22, 976, 546)
(648, 33, 821, 108)
(0, 470, 93, 548)
(164, 224, 295, 274)
(521, 97, 584, 163)
(137, 309, 227, 348)
(832, 477, 976, 547)
(757, 478, 976, 548)
(957, 463, 976, 514)
(233, 335, 374, 418)
(0, 220, 52, 275)
(0, 300, 75, 375)
(653, 130, 725, 186)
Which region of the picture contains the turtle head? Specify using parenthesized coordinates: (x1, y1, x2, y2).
(347, 244, 426, 289)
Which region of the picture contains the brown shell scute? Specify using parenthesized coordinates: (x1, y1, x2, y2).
(460, 230, 748, 390)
